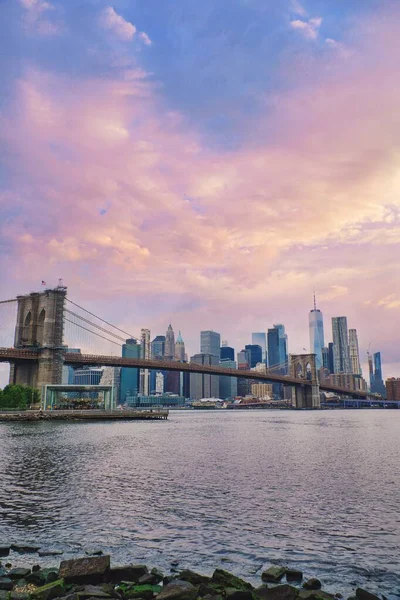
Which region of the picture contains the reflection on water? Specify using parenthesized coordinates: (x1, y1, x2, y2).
(0, 411, 399, 599)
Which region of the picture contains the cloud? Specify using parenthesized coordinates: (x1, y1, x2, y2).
(377, 294, 400, 310)
(290, 17, 322, 40)
(139, 31, 152, 46)
(290, 0, 307, 17)
(19, 0, 60, 36)
(100, 6, 136, 41)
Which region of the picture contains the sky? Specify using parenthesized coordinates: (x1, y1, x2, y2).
(1, 0, 400, 384)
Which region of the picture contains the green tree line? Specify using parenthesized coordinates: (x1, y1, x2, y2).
(0, 385, 40, 410)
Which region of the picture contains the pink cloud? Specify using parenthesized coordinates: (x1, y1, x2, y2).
(99, 6, 137, 41)
(1, 7, 400, 377)
(290, 17, 322, 40)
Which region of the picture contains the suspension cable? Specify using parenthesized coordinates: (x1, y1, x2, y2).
(65, 298, 138, 341)
(64, 318, 122, 348)
(0, 299, 17, 304)
(65, 309, 127, 343)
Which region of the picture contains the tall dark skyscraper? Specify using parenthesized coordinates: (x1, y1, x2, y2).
(245, 344, 263, 368)
(151, 335, 165, 359)
(309, 296, 324, 369)
(120, 338, 140, 403)
(220, 345, 235, 361)
(251, 333, 267, 363)
(268, 325, 287, 372)
(371, 352, 386, 397)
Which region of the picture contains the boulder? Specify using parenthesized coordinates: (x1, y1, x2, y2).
(355, 589, 380, 600)
(155, 580, 198, 600)
(27, 569, 59, 586)
(177, 571, 211, 586)
(212, 570, 253, 591)
(107, 566, 148, 585)
(198, 583, 225, 597)
(261, 569, 286, 584)
(60, 557, 110, 585)
(10, 544, 40, 554)
(84, 551, 103, 557)
(0, 577, 13, 591)
(256, 586, 298, 600)
(10, 593, 30, 600)
(285, 571, 303, 583)
(8, 568, 31, 580)
(302, 581, 322, 592)
(30, 579, 66, 600)
(38, 550, 64, 558)
(138, 574, 163, 586)
(76, 585, 113, 599)
(0, 570, 6, 578)
(299, 593, 334, 600)
(32, 566, 42, 573)
(224, 589, 255, 600)
(0, 547, 10, 558)
(254, 586, 270, 600)
(0, 592, 9, 600)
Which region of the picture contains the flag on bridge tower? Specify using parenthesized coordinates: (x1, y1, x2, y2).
(41, 281, 46, 286)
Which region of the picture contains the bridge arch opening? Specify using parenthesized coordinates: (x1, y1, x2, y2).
(306, 362, 312, 381)
(22, 311, 32, 344)
(296, 363, 303, 379)
(37, 308, 46, 346)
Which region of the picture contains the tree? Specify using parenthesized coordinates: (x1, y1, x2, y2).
(0, 385, 40, 410)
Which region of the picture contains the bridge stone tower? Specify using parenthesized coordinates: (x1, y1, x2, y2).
(9, 287, 67, 389)
(289, 353, 321, 409)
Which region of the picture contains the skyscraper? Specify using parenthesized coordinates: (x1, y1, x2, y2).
(220, 345, 235, 360)
(164, 324, 175, 358)
(252, 333, 267, 363)
(175, 331, 186, 361)
(267, 328, 280, 370)
(200, 330, 221, 358)
(140, 328, 150, 396)
(371, 352, 386, 397)
(348, 329, 361, 375)
(332, 317, 351, 373)
(120, 339, 140, 403)
(274, 324, 288, 373)
(267, 325, 288, 372)
(309, 297, 324, 370)
(219, 359, 238, 399)
(151, 335, 165, 359)
(245, 344, 263, 368)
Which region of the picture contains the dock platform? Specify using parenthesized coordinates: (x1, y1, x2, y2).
(0, 409, 169, 422)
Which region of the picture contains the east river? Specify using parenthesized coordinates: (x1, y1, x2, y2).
(0, 410, 399, 598)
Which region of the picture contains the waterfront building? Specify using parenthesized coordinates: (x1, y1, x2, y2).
(140, 328, 151, 396)
(175, 331, 186, 361)
(322, 372, 368, 392)
(371, 352, 386, 397)
(164, 324, 176, 359)
(200, 330, 221, 358)
(219, 359, 238, 399)
(62, 348, 81, 384)
(190, 353, 219, 399)
(100, 366, 121, 404)
(251, 383, 273, 399)
(252, 333, 267, 363)
(74, 367, 104, 386)
(126, 393, 185, 408)
(220, 345, 235, 361)
(309, 298, 324, 370)
(332, 317, 351, 373)
(120, 338, 140, 403)
(386, 378, 400, 401)
(151, 335, 165, 359)
(349, 329, 361, 375)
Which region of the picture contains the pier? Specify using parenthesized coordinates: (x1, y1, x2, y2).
(0, 409, 169, 421)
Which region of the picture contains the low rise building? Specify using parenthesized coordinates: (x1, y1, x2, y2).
(386, 378, 400, 401)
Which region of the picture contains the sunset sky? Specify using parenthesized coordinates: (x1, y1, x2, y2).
(1, 0, 400, 382)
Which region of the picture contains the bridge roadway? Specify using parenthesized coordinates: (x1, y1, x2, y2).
(0, 347, 373, 400)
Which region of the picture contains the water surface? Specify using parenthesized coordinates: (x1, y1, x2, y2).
(0, 410, 399, 598)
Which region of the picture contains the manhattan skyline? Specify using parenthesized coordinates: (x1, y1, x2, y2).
(0, 1, 400, 380)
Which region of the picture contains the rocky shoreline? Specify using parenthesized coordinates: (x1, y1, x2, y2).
(0, 548, 390, 600)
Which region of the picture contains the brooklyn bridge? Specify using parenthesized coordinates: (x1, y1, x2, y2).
(0, 286, 380, 409)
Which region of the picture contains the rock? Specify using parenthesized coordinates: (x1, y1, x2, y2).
(0, 547, 10, 558)
(155, 580, 198, 600)
(0, 592, 9, 600)
(355, 590, 380, 600)
(198, 583, 225, 598)
(302, 581, 322, 592)
(224, 589, 254, 600)
(60, 557, 110, 585)
(124, 584, 161, 599)
(262, 586, 299, 600)
(8, 568, 31, 580)
(170, 563, 179, 568)
(27, 569, 59, 586)
(212, 570, 253, 591)
(39, 550, 64, 557)
(285, 571, 303, 583)
(0, 578, 13, 591)
(76, 585, 113, 599)
(31, 579, 66, 600)
(261, 569, 286, 584)
(107, 566, 148, 584)
(10, 544, 40, 554)
(0, 570, 6, 578)
(84, 550, 103, 557)
(138, 574, 163, 586)
(177, 571, 211, 586)
(10, 593, 30, 600)
(33, 566, 42, 573)
(254, 586, 270, 600)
